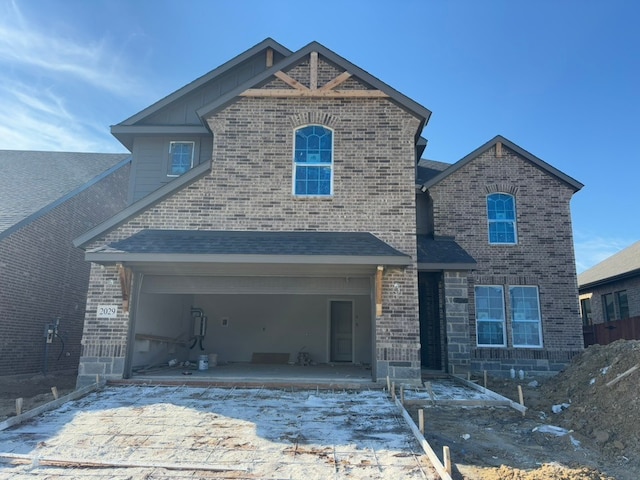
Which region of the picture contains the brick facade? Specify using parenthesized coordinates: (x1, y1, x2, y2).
(77, 59, 423, 386)
(426, 144, 583, 376)
(0, 164, 129, 376)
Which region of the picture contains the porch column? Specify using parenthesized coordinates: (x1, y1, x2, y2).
(443, 271, 470, 374)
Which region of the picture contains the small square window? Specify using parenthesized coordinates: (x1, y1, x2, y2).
(168, 142, 194, 176)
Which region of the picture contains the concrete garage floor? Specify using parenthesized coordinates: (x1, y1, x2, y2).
(131, 362, 377, 387)
(0, 385, 438, 479)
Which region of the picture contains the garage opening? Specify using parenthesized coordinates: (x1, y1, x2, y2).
(127, 274, 374, 381)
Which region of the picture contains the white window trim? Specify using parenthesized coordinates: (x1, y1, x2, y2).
(474, 285, 506, 347)
(292, 124, 334, 197)
(167, 141, 195, 177)
(510, 286, 543, 348)
(487, 193, 518, 245)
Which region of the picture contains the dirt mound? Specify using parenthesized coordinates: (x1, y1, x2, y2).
(476, 463, 616, 480)
(540, 340, 640, 471)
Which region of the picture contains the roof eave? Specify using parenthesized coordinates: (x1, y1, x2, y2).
(578, 268, 640, 291)
(417, 262, 477, 271)
(85, 252, 413, 266)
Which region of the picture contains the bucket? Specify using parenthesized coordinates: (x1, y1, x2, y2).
(198, 354, 209, 371)
(208, 353, 218, 367)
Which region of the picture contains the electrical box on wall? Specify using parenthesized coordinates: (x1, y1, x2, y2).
(221, 317, 229, 327)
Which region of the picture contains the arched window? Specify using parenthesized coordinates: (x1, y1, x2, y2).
(487, 193, 517, 244)
(293, 125, 333, 196)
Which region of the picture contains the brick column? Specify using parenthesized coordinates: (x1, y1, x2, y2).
(444, 271, 470, 373)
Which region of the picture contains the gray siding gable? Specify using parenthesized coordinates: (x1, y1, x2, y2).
(421, 135, 583, 192)
(111, 38, 292, 150)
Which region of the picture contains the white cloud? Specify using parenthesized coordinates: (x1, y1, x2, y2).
(0, 0, 151, 152)
(574, 232, 633, 273)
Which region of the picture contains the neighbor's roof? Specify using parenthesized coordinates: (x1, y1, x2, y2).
(417, 235, 477, 270)
(578, 240, 640, 289)
(420, 135, 583, 192)
(84, 230, 412, 266)
(0, 150, 130, 239)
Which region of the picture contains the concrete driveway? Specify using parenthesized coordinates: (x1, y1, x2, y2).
(0, 385, 437, 479)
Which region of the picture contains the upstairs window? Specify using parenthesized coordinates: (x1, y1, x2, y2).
(475, 286, 506, 347)
(487, 193, 517, 244)
(168, 141, 194, 176)
(293, 125, 333, 196)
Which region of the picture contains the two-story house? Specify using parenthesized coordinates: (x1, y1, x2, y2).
(74, 39, 584, 387)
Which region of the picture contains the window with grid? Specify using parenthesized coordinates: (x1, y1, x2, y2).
(168, 141, 194, 176)
(510, 286, 543, 347)
(475, 286, 506, 346)
(615, 290, 629, 319)
(487, 193, 517, 244)
(602, 293, 615, 321)
(293, 125, 333, 196)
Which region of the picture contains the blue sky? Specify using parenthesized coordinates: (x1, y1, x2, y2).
(1, 0, 638, 272)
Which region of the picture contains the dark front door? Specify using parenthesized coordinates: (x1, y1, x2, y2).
(419, 272, 442, 370)
(330, 300, 353, 362)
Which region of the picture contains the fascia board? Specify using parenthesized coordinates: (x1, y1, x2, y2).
(84, 252, 413, 266)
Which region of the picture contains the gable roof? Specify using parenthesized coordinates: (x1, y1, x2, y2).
(196, 40, 432, 137)
(578, 240, 640, 289)
(420, 135, 583, 192)
(0, 150, 130, 240)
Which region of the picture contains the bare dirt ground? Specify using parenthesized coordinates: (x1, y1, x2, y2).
(409, 340, 640, 480)
(0, 370, 76, 422)
(1, 341, 639, 479)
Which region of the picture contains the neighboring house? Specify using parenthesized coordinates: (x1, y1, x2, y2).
(73, 38, 584, 387)
(0, 151, 130, 376)
(578, 241, 640, 345)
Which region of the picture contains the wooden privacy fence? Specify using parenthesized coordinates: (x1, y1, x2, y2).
(583, 315, 640, 347)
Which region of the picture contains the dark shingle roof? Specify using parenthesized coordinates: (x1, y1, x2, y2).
(578, 240, 640, 289)
(106, 230, 409, 259)
(416, 159, 451, 185)
(417, 235, 476, 270)
(0, 150, 130, 235)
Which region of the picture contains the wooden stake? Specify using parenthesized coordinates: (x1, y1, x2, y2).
(443, 446, 452, 474)
(400, 386, 404, 405)
(386, 375, 391, 393)
(391, 382, 396, 401)
(15, 398, 23, 416)
(425, 381, 434, 401)
(483, 370, 487, 389)
(605, 364, 639, 387)
(418, 409, 425, 434)
(51, 386, 59, 400)
(467, 371, 471, 381)
(451, 364, 455, 375)
(518, 385, 525, 416)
